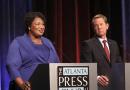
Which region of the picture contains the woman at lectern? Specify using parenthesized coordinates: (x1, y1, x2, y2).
(6, 12, 60, 90)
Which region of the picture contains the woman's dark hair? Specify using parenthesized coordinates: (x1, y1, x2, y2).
(24, 12, 46, 33)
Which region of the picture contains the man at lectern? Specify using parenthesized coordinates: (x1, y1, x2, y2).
(80, 14, 123, 90)
(6, 12, 60, 90)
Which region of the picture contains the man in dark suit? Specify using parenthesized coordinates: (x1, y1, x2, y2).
(80, 14, 123, 90)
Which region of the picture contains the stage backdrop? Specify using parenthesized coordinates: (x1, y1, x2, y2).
(121, 0, 130, 62)
(1, 0, 130, 90)
(32, 0, 123, 62)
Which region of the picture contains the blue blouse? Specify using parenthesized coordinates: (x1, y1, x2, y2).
(6, 34, 60, 81)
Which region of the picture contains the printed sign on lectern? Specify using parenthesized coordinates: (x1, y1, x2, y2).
(49, 63, 97, 90)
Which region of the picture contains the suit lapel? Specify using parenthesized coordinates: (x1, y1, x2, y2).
(108, 39, 113, 62)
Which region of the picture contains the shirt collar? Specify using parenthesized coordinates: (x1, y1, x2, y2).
(98, 37, 108, 43)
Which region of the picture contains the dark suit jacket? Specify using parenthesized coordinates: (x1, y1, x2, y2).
(80, 37, 124, 90)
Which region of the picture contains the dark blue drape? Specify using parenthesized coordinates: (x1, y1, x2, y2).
(121, 0, 130, 62)
(0, 0, 32, 90)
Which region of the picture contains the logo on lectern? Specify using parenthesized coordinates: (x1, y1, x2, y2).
(57, 66, 89, 90)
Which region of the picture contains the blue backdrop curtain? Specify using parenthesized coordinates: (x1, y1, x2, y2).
(0, 0, 32, 90)
(121, 0, 130, 62)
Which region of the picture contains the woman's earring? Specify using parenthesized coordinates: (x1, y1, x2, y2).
(28, 27, 31, 30)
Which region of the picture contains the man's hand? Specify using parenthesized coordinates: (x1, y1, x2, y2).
(97, 75, 109, 87)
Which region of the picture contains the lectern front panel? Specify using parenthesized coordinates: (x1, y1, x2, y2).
(50, 63, 97, 90)
(125, 63, 130, 90)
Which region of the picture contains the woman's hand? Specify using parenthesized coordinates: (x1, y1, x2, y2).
(15, 77, 31, 90)
(22, 81, 31, 90)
